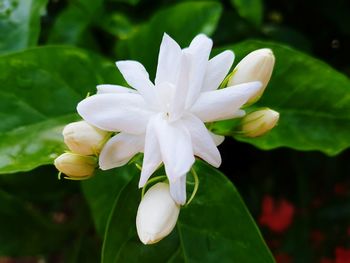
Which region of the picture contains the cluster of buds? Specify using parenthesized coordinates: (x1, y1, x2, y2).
(228, 48, 279, 137)
(54, 121, 110, 179)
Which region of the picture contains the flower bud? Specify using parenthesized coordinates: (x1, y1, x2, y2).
(63, 121, 109, 155)
(228, 48, 275, 104)
(136, 182, 180, 245)
(54, 153, 97, 179)
(240, 108, 279, 137)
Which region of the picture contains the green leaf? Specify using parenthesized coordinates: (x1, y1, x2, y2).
(0, 0, 47, 54)
(110, 0, 141, 5)
(63, 234, 101, 263)
(115, 1, 222, 78)
(212, 40, 350, 156)
(81, 165, 138, 237)
(230, 0, 263, 27)
(48, 0, 104, 46)
(97, 12, 135, 39)
(0, 46, 123, 174)
(102, 161, 274, 263)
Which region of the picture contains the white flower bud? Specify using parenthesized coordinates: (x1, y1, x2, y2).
(136, 182, 180, 245)
(228, 48, 275, 104)
(241, 108, 279, 137)
(54, 153, 97, 179)
(63, 121, 109, 155)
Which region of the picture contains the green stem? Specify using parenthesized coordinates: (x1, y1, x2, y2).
(141, 175, 168, 198)
(135, 163, 142, 171)
(185, 167, 199, 206)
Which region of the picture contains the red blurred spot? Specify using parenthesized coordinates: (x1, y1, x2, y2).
(320, 258, 334, 263)
(259, 195, 295, 233)
(336, 247, 350, 263)
(275, 253, 292, 263)
(334, 183, 348, 196)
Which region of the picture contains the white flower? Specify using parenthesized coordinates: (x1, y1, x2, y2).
(77, 33, 261, 204)
(136, 182, 180, 244)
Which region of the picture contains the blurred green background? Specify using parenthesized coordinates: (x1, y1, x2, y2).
(0, 0, 350, 262)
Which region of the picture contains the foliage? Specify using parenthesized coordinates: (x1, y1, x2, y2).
(0, 0, 349, 262)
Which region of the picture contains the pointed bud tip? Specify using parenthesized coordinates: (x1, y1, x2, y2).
(138, 232, 160, 245)
(136, 183, 180, 245)
(240, 108, 280, 137)
(252, 48, 274, 57)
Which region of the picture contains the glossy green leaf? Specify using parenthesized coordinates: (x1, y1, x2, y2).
(212, 40, 350, 156)
(115, 1, 222, 78)
(230, 0, 263, 27)
(0, 0, 47, 54)
(102, 161, 275, 263)
(0, 46, 123, 174)
(81, 165, 138, 236)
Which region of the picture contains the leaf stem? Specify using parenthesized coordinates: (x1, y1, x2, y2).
(141, 175, 168, 198)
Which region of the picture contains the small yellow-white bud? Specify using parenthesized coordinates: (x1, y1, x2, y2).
(240, 108, 279, 137)
(136, 182, 180, 245)
(228, 48, 275, 104)
(63, 121, 109, 155)
(54, 153, 97, 179)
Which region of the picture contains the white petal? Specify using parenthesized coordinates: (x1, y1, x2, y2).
(169, 175, 187, 205)
(202, 50, 235, 92)
(99, 133, 144, 170)
(77, 93, 153, 134)
(153, 114, 195, 182)
(190, 81, 261, 122)
(155, 33, 182, 86)
(96, 84, 137, 94)
(170, 53, 191, 121)
(183, 114, 221, 167)
(139, 118, 162, 188)
(185, 34, 213, 108)
(210, 132, 225, 146)
(116, 60, 157, 106)
(187, 34, 213, 55)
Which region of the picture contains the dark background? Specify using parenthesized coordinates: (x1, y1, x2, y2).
(2, 0, 350, 262)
